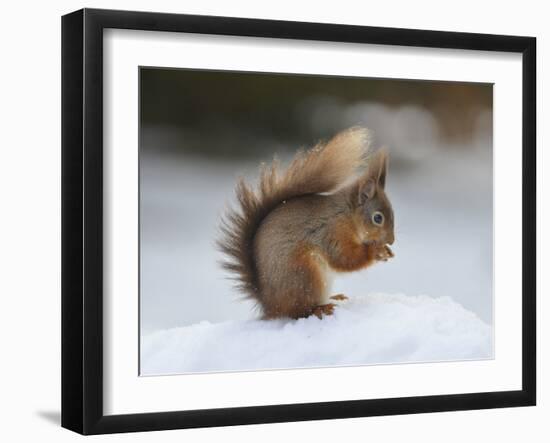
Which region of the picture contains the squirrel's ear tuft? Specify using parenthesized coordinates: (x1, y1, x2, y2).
(379, 148, 389, 188)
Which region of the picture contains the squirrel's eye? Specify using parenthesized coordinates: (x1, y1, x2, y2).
(372, 211, 384, 226)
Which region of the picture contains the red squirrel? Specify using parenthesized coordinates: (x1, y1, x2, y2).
(219, 127, 395, 319)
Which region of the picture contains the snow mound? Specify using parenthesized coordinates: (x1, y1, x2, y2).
(141, 293, 492, 375)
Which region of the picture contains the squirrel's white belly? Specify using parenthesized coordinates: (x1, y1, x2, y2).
(308, 251, 334, 304)
(321, 268, 335, 304)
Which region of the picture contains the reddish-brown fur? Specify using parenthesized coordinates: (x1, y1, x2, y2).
(218, 127, 395, 319)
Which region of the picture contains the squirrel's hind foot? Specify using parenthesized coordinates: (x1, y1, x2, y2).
(311, 303, 336, 319)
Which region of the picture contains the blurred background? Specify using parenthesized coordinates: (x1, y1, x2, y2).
(139, 68, 493, 335)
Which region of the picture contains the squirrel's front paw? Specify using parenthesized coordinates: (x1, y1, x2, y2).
(375, 244, 394, 262)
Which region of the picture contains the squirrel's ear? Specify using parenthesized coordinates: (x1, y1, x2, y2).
(366, 148, 388, 189)
(355, 149, 390, 205)
(358, 178, 376, 205)
(356, 149, 389, 205)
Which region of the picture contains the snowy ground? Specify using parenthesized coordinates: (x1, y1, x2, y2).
(141, 293, 492, 375)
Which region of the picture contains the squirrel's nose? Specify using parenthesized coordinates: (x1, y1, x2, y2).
(387, 232, 395, 245)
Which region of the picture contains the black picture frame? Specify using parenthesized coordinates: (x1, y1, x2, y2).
(61, 8, 536, 435)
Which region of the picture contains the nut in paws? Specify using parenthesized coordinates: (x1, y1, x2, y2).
(376, 244, 394, 262)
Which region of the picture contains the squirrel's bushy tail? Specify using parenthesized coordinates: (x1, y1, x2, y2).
(218, 127, 371, 301)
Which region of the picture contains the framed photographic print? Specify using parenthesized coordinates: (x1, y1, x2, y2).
(61, 8, 536, 435)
